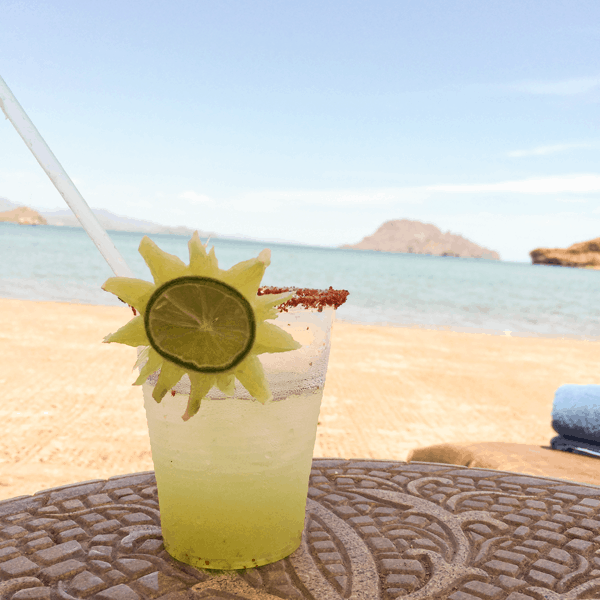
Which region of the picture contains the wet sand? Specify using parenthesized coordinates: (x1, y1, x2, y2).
(1, 297, 599, 500)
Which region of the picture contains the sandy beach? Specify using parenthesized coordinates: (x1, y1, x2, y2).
(1, 296, 599, 501)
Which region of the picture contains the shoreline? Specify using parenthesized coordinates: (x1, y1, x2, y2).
(338, 317, 600, 342)
(2, 294, 599, 343)
(1, 297, 599, 500)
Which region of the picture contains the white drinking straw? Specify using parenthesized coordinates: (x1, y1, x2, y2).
(0, 74, 134, 278)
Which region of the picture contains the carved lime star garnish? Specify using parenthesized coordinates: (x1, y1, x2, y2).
(102, 232, 300, 420)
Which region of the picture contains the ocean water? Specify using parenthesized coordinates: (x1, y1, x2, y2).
(1, 222, 599, 340)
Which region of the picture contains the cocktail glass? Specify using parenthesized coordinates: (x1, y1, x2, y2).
(142, 303, 334, 570)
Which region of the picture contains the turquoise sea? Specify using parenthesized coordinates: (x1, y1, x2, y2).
(1, 222, 599, 340)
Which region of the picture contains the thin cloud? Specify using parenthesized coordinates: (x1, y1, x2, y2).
(426, 174, 600, 194)
(180, 190, 214, 204)
(507, 142, 594, 157)
(238, 188, 429, 207)
(509, 75, 600, 96)
(556, 198, 588, 204)
(230, 176, 600, 209)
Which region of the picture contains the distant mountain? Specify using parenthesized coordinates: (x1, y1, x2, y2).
(0, 197, 17, 212)
(40, 208, 213, 237)
(0, 198, 212, 237)
(341, 219, 500, 260)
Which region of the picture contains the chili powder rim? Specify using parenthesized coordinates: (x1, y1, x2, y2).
(257, 286, 349, 313)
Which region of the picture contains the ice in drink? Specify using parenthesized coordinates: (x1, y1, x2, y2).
(143, 306, 334, 569)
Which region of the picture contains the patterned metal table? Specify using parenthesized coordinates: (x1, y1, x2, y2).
(1, 458, 599, 600)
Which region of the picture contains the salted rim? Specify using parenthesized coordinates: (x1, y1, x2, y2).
(257, 286, 349, 312)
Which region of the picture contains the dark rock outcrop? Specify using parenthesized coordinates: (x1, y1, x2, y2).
(341, 219, 500, 260)
(530, 237, 600, 269)
(0, 206, 47, 225)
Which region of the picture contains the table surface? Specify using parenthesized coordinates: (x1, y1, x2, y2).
(0, 459, 599, 600)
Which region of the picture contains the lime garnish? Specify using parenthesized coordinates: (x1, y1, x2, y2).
(102, 232, 302, 420)
(144, 276, 256, 373)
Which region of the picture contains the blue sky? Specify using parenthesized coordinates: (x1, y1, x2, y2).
(1, 0, 599, 262)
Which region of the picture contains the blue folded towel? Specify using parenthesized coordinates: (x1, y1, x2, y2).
(551, 384, 600, 459)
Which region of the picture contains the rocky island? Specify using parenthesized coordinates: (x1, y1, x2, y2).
(530, 237, 600, 269)
(0, 206, 47, 225)
(341, 219, 500, 260)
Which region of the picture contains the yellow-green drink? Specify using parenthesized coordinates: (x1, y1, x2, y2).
(142, 305, 335, 569)
(102, 233, 348, 571)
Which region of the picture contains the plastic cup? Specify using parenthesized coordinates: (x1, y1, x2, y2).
(142, 305, 334, 570)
